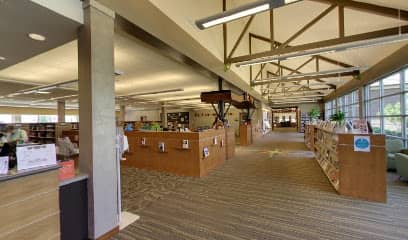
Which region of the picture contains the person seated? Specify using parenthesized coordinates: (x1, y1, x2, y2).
(6, 126, 28, 144)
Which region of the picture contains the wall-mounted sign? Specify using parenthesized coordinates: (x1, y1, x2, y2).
(182, 140, 189, 149)
(203, 147, 209, 158)
(158, 142, 165, 152)
(16, 144, 57, 171)
(354, 136, 371, 152)
(0, 156, 8, 174)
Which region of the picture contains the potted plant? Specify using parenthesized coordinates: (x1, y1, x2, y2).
(330, 111, 346, 132)
(309, 108, 320, 124)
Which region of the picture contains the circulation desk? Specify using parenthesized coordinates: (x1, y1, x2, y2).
(123, 129, 228, 177)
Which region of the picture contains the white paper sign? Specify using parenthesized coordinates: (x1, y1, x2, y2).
(354, 136, 371, 152)
(0, 157, 8, 174)
(16, 144, 57, 171)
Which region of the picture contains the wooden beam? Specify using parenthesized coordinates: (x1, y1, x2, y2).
(253, 71, 355, 86)
(280, 5, 337, 48)
(223, 0, 227, 63)
(289, 57, 315, 75)
(309, 0, 408, 21)
(229, 25, 408, 63)
(227, 15, 255, 59)
(248, 32, 353, 68)
(254, 63, 267, 80)
(338, 5, 345, 38)
(270, 9, 274, 50)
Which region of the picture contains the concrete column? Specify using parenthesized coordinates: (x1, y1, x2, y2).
(78, 1, 118, 239)
(119, 104, 126, 122)
(57, 100, 66, 123)
(359, 87, 365, 119)
(161, 102, 167, 128)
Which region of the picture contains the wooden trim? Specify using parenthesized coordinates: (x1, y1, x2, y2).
(227, 15, 254, 59)
(310, 0, 408, 21)
(254, 71, 355, 86)
(270, 9, 274, 50)
(249, 33, 353, 68)
(338, 5, 345, 37)
(229, 25, 408, 64)
(223, 0, 227, 63)
(96, 226, 119, 240)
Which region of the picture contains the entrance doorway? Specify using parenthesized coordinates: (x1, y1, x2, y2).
(271, 107, 298, 131)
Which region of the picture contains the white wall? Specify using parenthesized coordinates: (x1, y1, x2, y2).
(125, 110, 161, 122)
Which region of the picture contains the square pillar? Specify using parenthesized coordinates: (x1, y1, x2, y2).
(119, 104, 126, 122)
(78, 0, 118, 239)
(161, 102, 167, 128)
(57, 100, 66, 123)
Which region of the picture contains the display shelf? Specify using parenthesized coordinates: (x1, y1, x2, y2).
(307, 125, 386, 202)
(299, 112, 310, 133)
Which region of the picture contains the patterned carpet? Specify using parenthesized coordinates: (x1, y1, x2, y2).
(113, 130, 408, 240)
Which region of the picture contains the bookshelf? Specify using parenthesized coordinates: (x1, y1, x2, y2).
(308, 125, 386, 202)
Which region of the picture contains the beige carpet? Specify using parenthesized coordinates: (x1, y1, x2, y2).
(113, 130, 408, 240)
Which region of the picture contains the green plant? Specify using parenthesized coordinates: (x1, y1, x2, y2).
(309, 108, 320, 120)
(330, 111, 345, 123)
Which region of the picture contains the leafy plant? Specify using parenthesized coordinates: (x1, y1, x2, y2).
(309, 108, 320, 120)
(330, 111, 345, 123)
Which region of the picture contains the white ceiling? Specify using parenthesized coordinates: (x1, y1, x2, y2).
(145, 0, 408, 100)
(0, 0, 81, 70)
(0, 33, 218, 109)
(1, 0, 408, 109)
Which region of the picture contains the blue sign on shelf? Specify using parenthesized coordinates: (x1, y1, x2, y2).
(354, 136, 371, 152)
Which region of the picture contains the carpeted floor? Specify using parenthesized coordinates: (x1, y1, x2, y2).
(113, 129, 408, 240)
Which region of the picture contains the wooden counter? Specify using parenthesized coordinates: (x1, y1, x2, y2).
(225, 128, 235, 160)
(123, 129, 227, 177)
(0, 165, 61, 240)
(311, 126, 386, 202)
(239, 124, 252, 146)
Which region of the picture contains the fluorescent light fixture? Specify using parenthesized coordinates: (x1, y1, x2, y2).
(36, 91, 51, 94)
(237, 33, 408, 67)
(254, 67, 363, 85)
(28, 33, 46, 41)
(196, 0, 300, 29)
(38, 86, 57, 91)
(119, 88, 184, 98)
(0, 56, 5, 61)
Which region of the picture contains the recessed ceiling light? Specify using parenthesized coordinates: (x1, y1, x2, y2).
(28, 33, 46, 41)
(0, 56, 5, 61)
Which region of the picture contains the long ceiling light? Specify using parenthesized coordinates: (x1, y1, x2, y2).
(117, 88, 184, 99)
(253, 66, 363, 85)
(195, 0, 300, 29)
(236, 33, 408, 67)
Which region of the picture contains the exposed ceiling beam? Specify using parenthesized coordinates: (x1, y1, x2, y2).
(253, 71, 356, 86)
(249, 33, 353, 68)
(231, 25, 408, 64)
(309, 0, 408, 21)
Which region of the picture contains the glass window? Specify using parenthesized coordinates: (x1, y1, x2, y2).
(38, 115, 58, 123)
(384, 117, 402, 137)
(368, 117, 381, 134)
(382, 95, 401, 116)
(21, 115, 38, 123)
(368, 81, 380, 99)
(0, 114, 12, 123)
(383, 73, 401, 96)
(367, 99, 381, 116)
(65, 115, 78, 123)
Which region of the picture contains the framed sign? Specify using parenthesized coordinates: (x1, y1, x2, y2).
(0, 156, 8, 174)
(354, 136, 371, 152)
(16, 144, 57, 171)
(203, 147, 209, 158)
